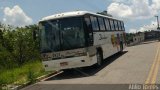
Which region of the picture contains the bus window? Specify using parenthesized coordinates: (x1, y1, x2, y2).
(116, 21, 120, 31)
(84, 16, 93, 46)
(90, 16, 99, 31)
(98, 17, 106, 31)
(123, 22, 125, 31)
(114, 20, 118, 31)
(121, 21, 125, 31)
(84, 17, 92, 31)
(109, 19, 115, 31)
(120, 21, 123, 31)
(118, 21, 122, 31)
(104, 18, 111, 31)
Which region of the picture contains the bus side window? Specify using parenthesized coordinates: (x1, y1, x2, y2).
(123, 22, 125, 31)
(116, 20, 120, 31)
(114, 20, 118, 31)
(121, 21, 125, 31)
(97, 17, 106, 31)
(118, 21, 122, 31)
(104, 18, 111, 31)
(84, 16, 92, 32)
(90, 16, 100, 31)
(120, 21, 123, 31)
(109, 19, 115, 31)
(84, 16, 94, 46)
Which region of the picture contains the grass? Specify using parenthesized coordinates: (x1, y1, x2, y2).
(0, 60, 49, 85)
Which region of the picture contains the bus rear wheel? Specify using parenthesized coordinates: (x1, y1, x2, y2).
(95, 50, 103, 67)
(120, 41, 124, 52)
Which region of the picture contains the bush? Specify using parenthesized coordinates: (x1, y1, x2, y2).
(0, 60, 46, 85)
(0, 24, 43, 85)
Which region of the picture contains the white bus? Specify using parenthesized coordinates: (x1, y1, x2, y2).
(39, 11, 126, 71)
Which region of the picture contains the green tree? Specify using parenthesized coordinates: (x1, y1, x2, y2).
(13, 25, 40, 65)
(0, 23, 41, 68)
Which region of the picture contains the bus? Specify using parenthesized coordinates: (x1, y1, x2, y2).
(39, 11, 126, 71)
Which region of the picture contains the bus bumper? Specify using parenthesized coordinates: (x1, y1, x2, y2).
(42, 55, 97, 71)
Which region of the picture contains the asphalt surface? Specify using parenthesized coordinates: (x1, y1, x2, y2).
(22, 40, 160, 90)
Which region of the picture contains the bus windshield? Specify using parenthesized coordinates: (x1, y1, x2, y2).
(39, 17, 85, 53)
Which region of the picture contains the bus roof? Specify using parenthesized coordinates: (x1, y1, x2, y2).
(40, 11, 122, 22)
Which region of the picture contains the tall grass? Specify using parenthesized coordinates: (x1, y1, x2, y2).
(0, 60, 47, 85)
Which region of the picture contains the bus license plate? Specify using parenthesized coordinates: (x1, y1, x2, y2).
(60, 62, 68, 66)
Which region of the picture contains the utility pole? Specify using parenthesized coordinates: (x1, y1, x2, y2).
(155, 15, 160, 30)
(155, 15, 160, 41)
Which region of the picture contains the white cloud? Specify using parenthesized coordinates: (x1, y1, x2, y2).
(107, 3, 133, 18)
(129, 29, 137, 33)
(2, 5, 33, 27)
(112, 0, 125, 2)
(129, 21, 157, 33)
(112, 0, 130, 3)
(107, 0, 159, 20)
(139, 21, 157, 31)
(152, 0, 160, 10)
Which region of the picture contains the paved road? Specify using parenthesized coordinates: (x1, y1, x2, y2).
(22, 40, 160, 90)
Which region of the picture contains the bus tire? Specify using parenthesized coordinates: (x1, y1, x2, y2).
(120, 41, 123, 52)
(95, 50, 103, 67)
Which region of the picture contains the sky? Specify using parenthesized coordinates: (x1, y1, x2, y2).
(0, 0, 160, 33)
